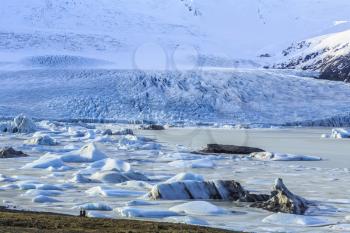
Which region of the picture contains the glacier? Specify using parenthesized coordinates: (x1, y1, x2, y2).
(0, 68, 349, 125)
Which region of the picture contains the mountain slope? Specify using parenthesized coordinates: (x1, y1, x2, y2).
(1, 0, 350, 68)
(272, 29, 350, 82)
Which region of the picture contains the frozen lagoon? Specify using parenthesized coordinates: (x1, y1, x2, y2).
(0, 124, 350, 233)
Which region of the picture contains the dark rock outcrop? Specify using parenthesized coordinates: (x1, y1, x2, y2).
(0, 147, 29, 158)
(251, 178, 309, 215)
(318, 54, 350, 82)
(198, 144, 265, 155)
(102, 129, 113, 135)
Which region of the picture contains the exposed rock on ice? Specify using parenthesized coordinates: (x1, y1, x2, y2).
(26, 133, 58, 146)
(148, 180, 268, 202)
(115, 207, 178, 218)
(250, 152, 322, 161)
(102, 129, 113, 135)
(168, 159, 216, 169)
(86, 186, 145, 197)
(198, 144, 265, 155)
(32, 195, 61, 203)
(0, 147, 28, 158)
(169, 201, 227, 215)
(166, 172, 204, 183)
(251, 178, 309, 215)
(61, 143, 108, 163)
(77, 202, 113, 211)
(262, 213, 333, 227)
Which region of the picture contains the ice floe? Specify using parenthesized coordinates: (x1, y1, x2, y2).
(25, 133, 58, 146)
(77, 203, 113, 211)
(32, 195, 61, 203)
(322, 128, 350, 139)
(125, 200, 157, 206)
(262, 213, 334, 227)
(250, 152, 322, 161)
(0, 174, 17, 182)
(90, 170, 149, 183)
(88, 158, 131, 172)
(115, 207, 179, 218)
(68, 127, 85, 137)
(61, 143, 107, 163)
(12, 115, 37, 133)
(23, 190, 63, 197)
(168, 158, 216, 169)
(329, 224, 350, 231)
(87, 211, 113, 219)
(165, 172, 204, 183)
(86, 186, 145, 197)
(116, 181, 153, 190)
(169, 201, 227, 215)
(22, 153, 70, 170)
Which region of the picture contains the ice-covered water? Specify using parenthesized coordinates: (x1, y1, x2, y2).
(0, 123, 350, 233)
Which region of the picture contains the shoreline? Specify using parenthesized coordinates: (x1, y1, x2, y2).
(0, 207, 240, 233)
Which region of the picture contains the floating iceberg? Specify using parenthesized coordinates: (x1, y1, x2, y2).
(22, 153, 69, 170)
(61, 143, 108, 163)
(169, 201, 227, 215)
(86, 186, 145, 197)
(26, 133, 58, 146)
(77, 202, 113, 211)
(88, 158, 131, 172)
(262, 213, 334, 227)
(166, 172, 204, 183)
(90, 170, 149, 184)
(115, 207, 179, 218)
(32, 195, 61, 203)
(330, 128, 350, 139)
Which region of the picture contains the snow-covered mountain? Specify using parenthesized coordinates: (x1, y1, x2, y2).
(271, 29, 350, 82)
(1, 0, 350, 69)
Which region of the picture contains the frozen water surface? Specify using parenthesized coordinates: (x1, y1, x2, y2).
(0, 124, 349, 233)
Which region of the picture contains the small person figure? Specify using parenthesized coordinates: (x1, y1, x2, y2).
(79, 208, 86, 217)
